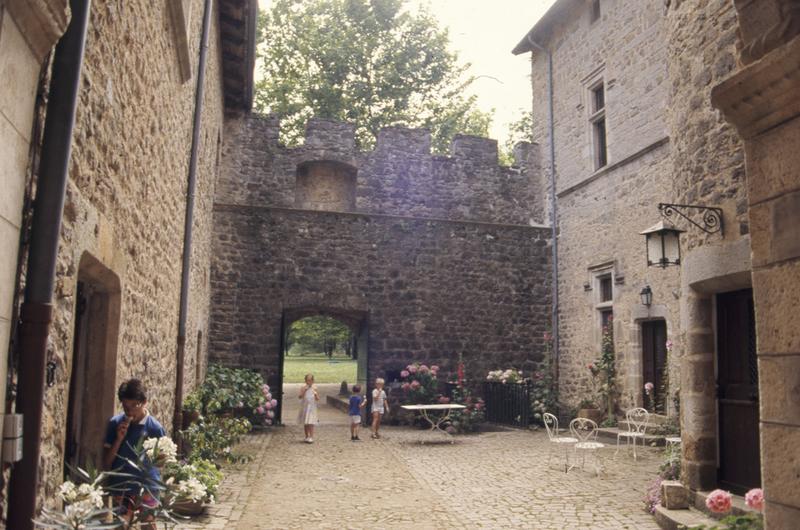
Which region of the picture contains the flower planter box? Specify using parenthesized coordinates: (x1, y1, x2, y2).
(171, 499, 205, 516)
(577, 407, 604, 423)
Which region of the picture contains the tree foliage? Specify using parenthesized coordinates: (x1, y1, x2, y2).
(288, 316, 352, 356)
(255, 0, 492, 153)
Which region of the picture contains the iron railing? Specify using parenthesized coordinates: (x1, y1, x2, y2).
(483, 381, 531, 428)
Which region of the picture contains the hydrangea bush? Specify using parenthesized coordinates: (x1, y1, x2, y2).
(445, 385, 485, 433)
(400, 363, 440, 404)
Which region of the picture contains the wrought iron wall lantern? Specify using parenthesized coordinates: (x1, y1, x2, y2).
(642, 203, 724, 268)
(640, 285, 653, 306)
(657, 203, 723, 235)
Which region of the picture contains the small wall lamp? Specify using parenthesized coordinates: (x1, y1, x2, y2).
(640, 285, 653, 307)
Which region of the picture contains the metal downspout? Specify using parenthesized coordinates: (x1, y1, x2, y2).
(173, 0, 214, 438)
(6, 0, 92, 528)
(526, 34, 560, 387)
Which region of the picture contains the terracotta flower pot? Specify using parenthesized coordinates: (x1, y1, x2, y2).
(171, 498, 205, 516)
(577, 407, 604, 423)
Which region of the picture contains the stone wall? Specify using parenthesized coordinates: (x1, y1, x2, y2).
(217, 115, 547, 226)
(0, 1, 68, 430)
(712, 5, 800, 525)
(665, 0, 751, 493)
(526, 0, 681, 412)
(211, 207, 552, 386)
(9, 0, 227, 507)
(211, 114, 552, 395)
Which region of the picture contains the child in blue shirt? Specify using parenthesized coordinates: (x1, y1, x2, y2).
(103, 378, 166, 525)
(348, 384, 366, 441)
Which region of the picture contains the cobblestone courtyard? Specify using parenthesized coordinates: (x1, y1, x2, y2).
(178, 386, 661, 529)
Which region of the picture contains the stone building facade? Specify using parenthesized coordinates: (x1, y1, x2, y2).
(710, 1, 800, 526)
(0, 0, 256, 522)
(210, 115, 552, 414)
(513, 0, 682, 415)
(665, 0, 754, 499)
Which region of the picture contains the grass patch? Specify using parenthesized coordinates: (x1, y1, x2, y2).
(283, 355, 357, 384)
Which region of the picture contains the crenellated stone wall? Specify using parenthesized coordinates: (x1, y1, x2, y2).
(210, 114, 552, 396)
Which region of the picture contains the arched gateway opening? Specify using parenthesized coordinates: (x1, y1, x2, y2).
(275, 307, 368, 424)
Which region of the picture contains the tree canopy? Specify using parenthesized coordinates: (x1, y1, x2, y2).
(287, 316, 352, 356)
(255, 0, 492, 153)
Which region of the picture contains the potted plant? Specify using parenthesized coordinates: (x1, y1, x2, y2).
(163, 458, 223, 516)
(577, 398, 603, 423)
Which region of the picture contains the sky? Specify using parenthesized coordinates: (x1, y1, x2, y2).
(256, 0, 558, 142)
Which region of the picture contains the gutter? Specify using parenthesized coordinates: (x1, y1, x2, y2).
(525, 34, 561, 391)
(6, 0, 92, 528)
(173, 0, 214, 438)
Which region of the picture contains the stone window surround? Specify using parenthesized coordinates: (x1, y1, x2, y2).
(583, 66, 608, 171)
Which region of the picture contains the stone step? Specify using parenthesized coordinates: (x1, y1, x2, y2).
(326, 394, 350, 413)
(654, 505, 718, 530)
(596, 427, 666, 447)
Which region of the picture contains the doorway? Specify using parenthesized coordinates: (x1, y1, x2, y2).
(716, 288, 760, 493)
(64, 255, 120, 477)
(641, 320, 667, 413)
(275, 308, 368, 424)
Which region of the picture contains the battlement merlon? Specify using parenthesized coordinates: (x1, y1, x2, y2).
(243, 114, 538, 172)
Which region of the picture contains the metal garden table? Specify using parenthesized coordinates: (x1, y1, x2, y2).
(401, 404, 466, 443)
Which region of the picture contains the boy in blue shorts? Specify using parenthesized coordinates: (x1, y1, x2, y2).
(103, 378, 166, 526)
(348, 384, 366, 441)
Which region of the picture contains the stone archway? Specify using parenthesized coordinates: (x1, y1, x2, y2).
(274, 306, 368, 424)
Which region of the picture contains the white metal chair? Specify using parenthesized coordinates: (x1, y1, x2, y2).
(569, 417, 605, 475)
(542, 412, 577, 473)
(616, 407, 650, 460)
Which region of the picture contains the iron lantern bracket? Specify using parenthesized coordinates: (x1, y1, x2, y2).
(657, 203, 723, 235)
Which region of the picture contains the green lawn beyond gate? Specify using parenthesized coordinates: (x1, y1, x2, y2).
(283, 355, 357, 384)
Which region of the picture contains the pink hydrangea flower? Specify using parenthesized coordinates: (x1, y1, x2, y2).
(665, 339, 673, 351)
(644, 382, 655, 394)
(256, 406, 265, 415)
(705, 489, 732, 514)
(408, 365, 418, 374)
(745, 488, 764, 511)
(400, 370, 410, 378)
(266, 410, 275, 419)
(401, 382, 411, 391)
(419, 365, 429, 373)
(264, 393, 272, 401)
(264, 402, 272, 410)
(410, 380, 421, 389)
(270, 399, 278, 407)
(431, 365, 439, 372)
(438, 396, 450, 404)
(543, 331, 552, 341)
(474, 402, 483, 410)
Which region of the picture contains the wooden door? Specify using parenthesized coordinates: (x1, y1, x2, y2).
(642, 320, 667, 413)
(717, 288, 760, 493)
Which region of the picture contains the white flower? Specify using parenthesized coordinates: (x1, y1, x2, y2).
(143, 436, 178, 465)
(176, 477, 208, 502)
(64, 499, 96, 525)
(58, 481, 78, 504)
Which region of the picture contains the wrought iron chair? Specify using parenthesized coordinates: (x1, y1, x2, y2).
(542, 412, 577, 472)
(569, 417, 605, 475)
(615, 407, 650, 460)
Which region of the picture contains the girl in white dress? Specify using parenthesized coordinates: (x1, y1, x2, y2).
(371, 377, 389, 439)
(298, 373, 319, 443)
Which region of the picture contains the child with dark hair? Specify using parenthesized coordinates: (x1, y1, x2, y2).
(348, 384, 366, 441)
(102, 378, 166, 526)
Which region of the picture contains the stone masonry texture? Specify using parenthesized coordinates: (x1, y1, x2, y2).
(8, 0, 229, 510)
(210, 114, 552, 401)
(528, 0, 681, 412)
